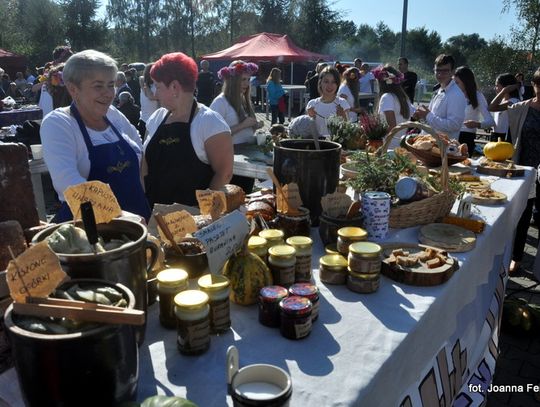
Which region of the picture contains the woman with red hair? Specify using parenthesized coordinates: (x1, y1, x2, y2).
(143, 52, 233, 207)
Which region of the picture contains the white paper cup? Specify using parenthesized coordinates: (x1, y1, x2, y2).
(256, 131, 268, 146)
(30, 144, 43, 160)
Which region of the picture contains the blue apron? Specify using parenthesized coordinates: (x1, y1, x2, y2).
(52, 103, 151, 222)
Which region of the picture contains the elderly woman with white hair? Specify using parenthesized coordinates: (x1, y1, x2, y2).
(40, 49, 151, 222)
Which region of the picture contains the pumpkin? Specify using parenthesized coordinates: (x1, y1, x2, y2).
(483, 137, 514, 161)
(223, 248, 273, 305)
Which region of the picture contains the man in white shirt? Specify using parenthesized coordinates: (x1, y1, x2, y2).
(413, 54, 466, 140)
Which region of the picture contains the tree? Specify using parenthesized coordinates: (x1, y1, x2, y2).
(443, 33, 488, 67)
(503, 0, 540, 67)
(291, 0, 338, 53)
(405, 27, 442, 70)
(258, 0, 291, 34)
(62, 0, 108, 52)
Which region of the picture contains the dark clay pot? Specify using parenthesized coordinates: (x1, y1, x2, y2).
(32, 219, 158, 344)
(164, 238, 209, 279)
(4, 279, 139, 407)
(273, 140, 341, 226)
(318, 214, 364, 245)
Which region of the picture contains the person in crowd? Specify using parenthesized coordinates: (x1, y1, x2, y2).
(250, 73, 261, 106)
(210, 60, 262, 193)
(1, 72, 10, 93)
(126, 68, 141, 106)
(489, 67, 540, 273)
(413, 54, 467, 140)
(305, 62, 327, 101)
(266, 67, 286, 125)
(6, 82, 23, 99)
(40, 49, 150, 222)
(195, 59, 216, 107)
(144, 52, 233, 207)
(516, 72, 525, 100)
(372, 64, 415, 150)
(452, 66, 495, 156)
(118, 91, 141, 128)
(46, 63, 72, 109)
(114, 71, 131, 106)
(14, 72, 27, 93)
(338, 67, 362, 122)
(488, 73, 520, 142)
(139, 63, 159, 139)
(354, 58, 363, 69)
(358, 63, 376, 113)
(397, 57, 418, 103)
(306, 66, 350, 137)
(25, 68, 36, 85)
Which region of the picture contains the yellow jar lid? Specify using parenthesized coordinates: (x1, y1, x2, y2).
(348, 241, 382, 257)
(259, 229, 284, 240)
(320, 254, 348, 268)
(197, 274, 230, 291)
(157, 268, 189, 285)
(248, 236, 267, 249)
(286, 236, 313, 249)
(174, 290, 209, 309)
(325, 244, 339, 255)
(268, 244, 296, 258)
(337, 227, 367, 239)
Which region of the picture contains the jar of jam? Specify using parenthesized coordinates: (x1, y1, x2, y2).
(157, 268, 189, 329)
(197, 274, 231, 334)
(279, 296, 312, 340)
(346, 272, 380, 293)
(274, 207, 311, 238)
(395, 176, 432, 203)
(319, 254, 348, 285)
(174, 290, 210, 355)
(268, 245, 297, 287)
(258, 285, 289, 327)
(289, 283, 319, 321)
(337, 227, 367, 256)
(248, 236, 268, 263)
(286, 236, 313, 282)
(259, 229, 285, 249)
(347, 242, 382, 275)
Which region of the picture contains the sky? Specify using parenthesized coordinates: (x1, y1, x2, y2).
(336, 0, 517, 42)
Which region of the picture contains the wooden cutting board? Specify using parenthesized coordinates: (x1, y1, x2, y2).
(380, 243, 458, 286)
(429, 165, 472, 177)
(470, 189, 507, 205)
(418, 223, 476, 252)
(476, 164, 525, 177)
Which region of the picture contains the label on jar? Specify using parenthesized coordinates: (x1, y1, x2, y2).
(349, 256, 381, 274)
(177, 317, 210, 352)
(210, 299, 230, 331)
(294, 318, 312, 338)
(271, 265, 295, 286)
(295, 255, 312, 281)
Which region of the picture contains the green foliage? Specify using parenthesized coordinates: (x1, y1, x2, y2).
(327, 115, 360, 146)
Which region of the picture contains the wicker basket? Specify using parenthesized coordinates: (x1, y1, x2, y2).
(403, 128, 468, 168)
(379, 121, 456, 229)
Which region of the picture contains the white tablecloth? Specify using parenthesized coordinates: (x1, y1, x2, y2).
(0, 168, 534, 407)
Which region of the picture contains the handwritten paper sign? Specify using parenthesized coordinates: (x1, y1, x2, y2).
(277, 183, 303, 214)
(64, 181, 122, 223)
(196, 190, 226, 217)
(148, 203, 200, 238)
(193, 210, 249, 273)
(7, 241, 67, 302)
(210, 193, 225, 220)
(321, 192, 353, 218)
(157, 210, 197, 243)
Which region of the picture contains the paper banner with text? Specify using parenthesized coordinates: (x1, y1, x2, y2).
(321, 191, 353, 218)
(157, 210, 197, 243)
(148, 203, 200, 238)
(196, 190, 226, 218)
(193, 210, 249, 273)
(277, 182, 303, 214)
(7, 241, 67, 303)
(64, 180, 122, 223)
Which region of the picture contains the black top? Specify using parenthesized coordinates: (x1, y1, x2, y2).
(402, 71, 418, 103)
(307, 74, 319, 101)
(119, 102, 141, 127)
(518, 107, 540, 167)
(196, 71, 216, 106)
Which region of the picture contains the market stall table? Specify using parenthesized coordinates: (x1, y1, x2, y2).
(0, 166, 534, 407)
(0, 106, 42, 127)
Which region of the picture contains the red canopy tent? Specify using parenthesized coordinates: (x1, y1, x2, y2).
(0, 48, 27, 79)
(201, 32, 330, 83)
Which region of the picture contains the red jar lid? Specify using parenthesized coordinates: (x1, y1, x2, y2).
(289, 283, 318, 300)
(279, 296, 312, 316)
(259, 285, 289, 303)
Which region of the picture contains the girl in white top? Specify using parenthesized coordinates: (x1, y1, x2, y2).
(338, 67, 362, 122)
(489, 73, 521, 142)
(307, 66, 350, 137)
(139, 63, 159, 126)
(453, 66, 495, 157)
(372, 65, 415, 150)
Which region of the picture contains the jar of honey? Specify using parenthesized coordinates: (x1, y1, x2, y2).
(319, 254, 348, 285)
(258, 285, 289, 327)
(279, 296, 312, 340)
(268, 245, 297, 287)
(248, 236, 268, 263)
(174, 290, 210, 355)
(336, 227, 367, 256)
(157, 268, 189, 329)
(347, 242, 382, 275)
(259, 229, 285, 249)
(286, 236, 313, 282)
(197, 274, 231, 334)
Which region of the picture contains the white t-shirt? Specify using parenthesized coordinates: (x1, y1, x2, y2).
(143, 104, 230, 164)
(359, 71, 375, 93)
(306, 96, 351, 137)
(41, 106, 143, 201)
(378, 93, 416, 150)
(338, 84, 358, 122)
(140, 83, 159, 123)
(38, 85, 54, 116)
(493, 97, 520, 134)
(209, 94, 254, 144)
(460, 91, 496, 134)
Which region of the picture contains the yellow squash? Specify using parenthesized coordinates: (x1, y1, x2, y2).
(483, 137, 514, 161)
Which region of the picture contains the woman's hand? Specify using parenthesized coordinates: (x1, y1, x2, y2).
(464, 120, 480, 129)
(503, 83, 520, 95)
(335, 104, 347, 120)
(307, 107, 317, 118)
(242, 117, 258, 129)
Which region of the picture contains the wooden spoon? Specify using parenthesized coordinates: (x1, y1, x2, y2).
(154, 213, 184, 256)
(346, 201, 361, 219)
(266, 168, 300, 216)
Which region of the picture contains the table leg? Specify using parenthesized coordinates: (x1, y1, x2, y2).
(288, 90, 292, 122)
(263, 88, 269, 120)
(31, 172, 47, 221)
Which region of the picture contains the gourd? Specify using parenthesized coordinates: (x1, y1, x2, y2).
(223, 245, 273, 305)
(483, 137, 514, 161)
(141, 395, 199, 407)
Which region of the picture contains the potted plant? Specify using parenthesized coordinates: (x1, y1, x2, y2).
(359, 113, 388, 152)
(327, 115, 366, 150)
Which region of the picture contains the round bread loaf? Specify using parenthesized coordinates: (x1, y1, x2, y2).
(221, 184, 246, 212)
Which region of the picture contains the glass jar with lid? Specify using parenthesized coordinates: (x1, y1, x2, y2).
(319, 254, 348, 285)
(259, 229, 285, 249)
(268, 244, 296, 287)
(248, 236, 268, 263)
(347, 241, 382, 275)
(337, 227, 367, 255)
(197, 274, 231, 334)
(289, 283, 319, 321)
(286, 236, 313, 282)
(157, 268, 189, 329)
(174, 290, 210, 355)
(258, 285, 289, 327)
(279, 296, 312, 340)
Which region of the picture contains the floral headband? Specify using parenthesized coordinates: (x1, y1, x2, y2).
(372, 65, 404, 85)
(218, 62, 258, 80)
